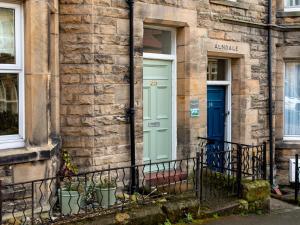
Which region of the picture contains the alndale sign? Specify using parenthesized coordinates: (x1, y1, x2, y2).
(214, 43, 238, 52)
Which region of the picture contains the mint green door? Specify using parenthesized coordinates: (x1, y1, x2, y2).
(143, 59, 173, 165)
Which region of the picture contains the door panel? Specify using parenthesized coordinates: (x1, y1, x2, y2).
(156, 129, 169, 160)
(207, 86, 226, 171)
(207, 86, 225, 141)
(143, 130, 151, 162)
(143, 86, 151, 120)
(157, 86, 169, 119)
(143, 59, 172, 165)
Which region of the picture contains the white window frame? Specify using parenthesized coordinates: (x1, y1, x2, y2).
(285, 0, 300, 12)
(0, 2, 24, 149)
(283, 61, 300, 141)
(143, 25, 177, 161)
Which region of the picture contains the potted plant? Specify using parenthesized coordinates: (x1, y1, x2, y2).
(95, 176, 117, 208)
(58, 179, 84, 215)
(58, 150, 84, 215)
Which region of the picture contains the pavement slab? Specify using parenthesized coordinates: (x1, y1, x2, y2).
(201, 198, 300, 225)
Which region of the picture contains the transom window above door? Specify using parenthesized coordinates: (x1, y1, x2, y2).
(143, 28, 173, 55)
(207, 59, 227, 81)
(285, 0, 300, 11)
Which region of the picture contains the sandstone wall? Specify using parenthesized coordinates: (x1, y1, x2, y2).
(0, 0, 60, 184)
(59, 0, 275, 172)
(58, 0, 300, 188)
(274, 1, 300, 185)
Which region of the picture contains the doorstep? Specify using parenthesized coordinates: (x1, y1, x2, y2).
(144, 170, 188, 186)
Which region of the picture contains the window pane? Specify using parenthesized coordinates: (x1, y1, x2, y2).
(207, 59, 226, 81)
(0, 7, 15, 64)
(0, 74, 18, 135)
(285, 62, 300, 136)
(143, 28, 171, 54)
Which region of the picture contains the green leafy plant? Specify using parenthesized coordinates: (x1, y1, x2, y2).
(159, 219, 172, 225)
(58, 150, 82, 191)
(62, 179, 85, 193)
(213, 213, 219, 219)
(60, 150, 78, 177)
(97, 177, 117, 189)
(185, 212, 193, 223)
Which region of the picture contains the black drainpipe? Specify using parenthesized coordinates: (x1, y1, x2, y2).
(267, 0, 274, 186)
(127, 0, 136, 193)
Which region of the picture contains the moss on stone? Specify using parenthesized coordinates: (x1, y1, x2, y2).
(161, 197, 200, 223)
(238, 199, 249, 211)
(115, 213, 130, 224)
(242, 180, 270, 202)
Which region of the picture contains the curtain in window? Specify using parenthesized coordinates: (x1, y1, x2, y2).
(286, 0, 300, 6)
(0, 74, 18, 135)
(0, 7, 15, 64)
(285, 62, 300, 136)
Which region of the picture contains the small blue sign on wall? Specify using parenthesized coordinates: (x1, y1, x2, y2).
(190, 99, 200, 117)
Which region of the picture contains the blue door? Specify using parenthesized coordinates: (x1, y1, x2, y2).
(207, 86, 226, 170)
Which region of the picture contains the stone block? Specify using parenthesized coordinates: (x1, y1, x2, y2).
(13, 161, 48, 183)
(242, 180, 270, 203)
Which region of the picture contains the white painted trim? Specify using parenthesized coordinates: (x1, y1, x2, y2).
(283, 62, 287, 139)
(0, 2, 24, 150)
(207, 81, 231, 86)
(143, 53, 176, 61)
(283, 136, 300, 141)
(143, 25, 177, 161)
(0, 138, 25, 149)
(284, 7, 300, 11)
(225, 59, 232, 144)
(171, 46, 177, 161)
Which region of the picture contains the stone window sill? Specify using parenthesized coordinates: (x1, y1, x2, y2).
(210, 0, 250, 10)
(277, 10, 300, 18)
(0, 142, 60, 166)
(276, 141, 300, 149)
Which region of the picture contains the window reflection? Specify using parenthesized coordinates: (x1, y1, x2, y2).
(0, 74, 18, 135)
(0, 7, 15, 64)
(285, 63, 300, 136)
(207, 59, 226, 81)
(143, 28, 171, 54)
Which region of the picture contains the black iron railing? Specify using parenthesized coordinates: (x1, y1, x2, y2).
(198, 137, 267, 180)
(0, 138, 267, 225)
(198, 137, 267, 199)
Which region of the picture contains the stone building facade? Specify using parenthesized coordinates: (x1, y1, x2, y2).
(59, 0, 273, 174)
(0, 0, 60, 185)
(274, 1, 300, 185)
(0, 0, 299, 187)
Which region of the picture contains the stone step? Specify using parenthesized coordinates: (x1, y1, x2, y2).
(144, 170, 188, 186)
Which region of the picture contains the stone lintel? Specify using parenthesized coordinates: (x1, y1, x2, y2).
(277, 11, 300, 18)
(210, 0, 250, 10)
(275, 142, 300, 149)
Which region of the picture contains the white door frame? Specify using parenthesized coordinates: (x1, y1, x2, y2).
(143, 25, 177, 161)
(207, 59, 232, 143)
